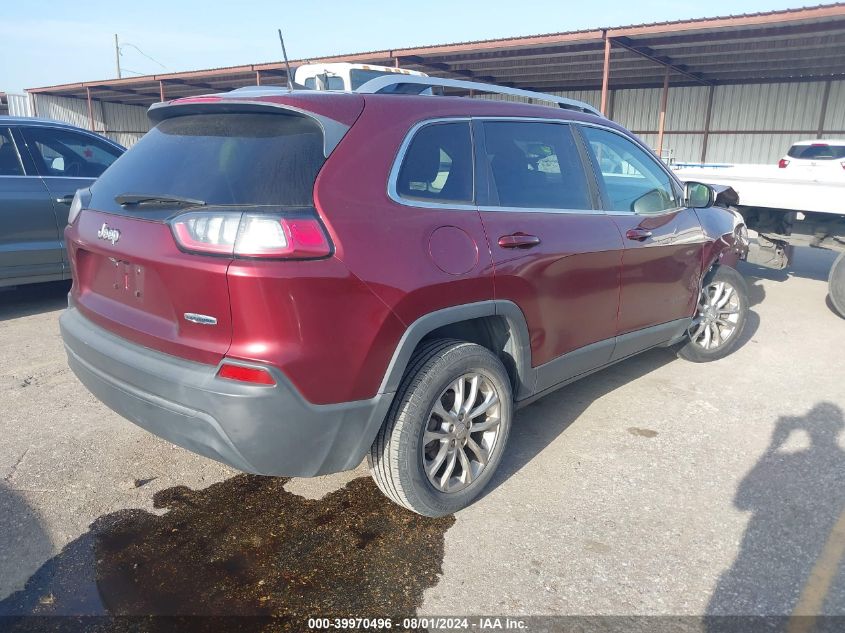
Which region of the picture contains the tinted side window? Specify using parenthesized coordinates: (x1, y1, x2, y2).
(580, 126, 679, 214)
(22, 127, 121, 178)
(481, 121, 591, 210)
(396, 122, 473, 204)
(0, 128, 24, 176)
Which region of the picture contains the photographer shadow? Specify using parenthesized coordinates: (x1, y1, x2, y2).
(707, 403, 845, 631)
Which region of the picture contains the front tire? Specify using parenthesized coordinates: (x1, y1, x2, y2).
(368, 339, 513, 517)
(829, 251, 845, 319)
(677, 266, 749, 362)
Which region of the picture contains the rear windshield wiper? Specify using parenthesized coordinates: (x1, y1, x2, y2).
(115, 193, 206, 208)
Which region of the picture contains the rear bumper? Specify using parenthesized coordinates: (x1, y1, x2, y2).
(59, 307, 392, 476)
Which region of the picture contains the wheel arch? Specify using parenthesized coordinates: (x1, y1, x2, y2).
(377, 300, 535, 401)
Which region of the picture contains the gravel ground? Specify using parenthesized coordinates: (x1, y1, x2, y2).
(1, 246, 844, 625)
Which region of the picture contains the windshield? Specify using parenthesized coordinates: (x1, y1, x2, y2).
(787, 144, 845, 160)
(90, 113, 325, 214)
(349, 69, 397, 90)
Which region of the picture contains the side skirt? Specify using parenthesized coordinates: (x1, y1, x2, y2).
(518, 317, 691, 410)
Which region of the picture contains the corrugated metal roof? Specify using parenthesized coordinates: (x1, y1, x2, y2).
(25, 3, 845, 106)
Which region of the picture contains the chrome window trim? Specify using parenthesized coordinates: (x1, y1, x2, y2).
(387, 117, 477, 211)
(573, 121, 686, 217)
(477, 205, 603, 215)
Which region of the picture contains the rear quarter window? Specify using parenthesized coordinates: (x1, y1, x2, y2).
(90, 113, 325, 212)
(395, 121, 473, 205)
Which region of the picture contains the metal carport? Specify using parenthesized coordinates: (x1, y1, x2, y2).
(24, 3, 845, 162)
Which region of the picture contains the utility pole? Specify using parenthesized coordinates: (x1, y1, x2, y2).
(114, 34, 121, 78)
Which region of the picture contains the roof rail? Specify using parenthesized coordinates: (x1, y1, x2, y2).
(355, 75, 603, 117)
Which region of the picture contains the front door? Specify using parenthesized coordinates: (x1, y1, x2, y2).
(475, 119, 624, 392)
(578, 125, 706, 358)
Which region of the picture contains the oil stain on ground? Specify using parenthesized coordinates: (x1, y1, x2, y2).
(0, 475, 454, 625)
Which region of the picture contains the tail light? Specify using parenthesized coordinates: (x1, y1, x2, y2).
(778, 159, 789, 168)
(169, 209, 331, 259)
(217, 363, 276, 385)
(67, 188, 92, 225)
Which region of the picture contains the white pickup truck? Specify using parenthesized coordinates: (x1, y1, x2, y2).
(675, 140, 845, 317)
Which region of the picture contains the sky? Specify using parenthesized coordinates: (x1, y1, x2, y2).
(0, 0, 817, 93)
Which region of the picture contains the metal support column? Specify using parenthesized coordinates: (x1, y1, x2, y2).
(86, 86, 95, 132)
(818, 80, 832, 137)
(600, 34, 611, 116)
(159, 80, 166, 102)
(656, 67, 670, 157)
(700, 85, 715, 163)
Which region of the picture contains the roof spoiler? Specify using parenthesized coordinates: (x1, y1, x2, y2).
(147, 97, 350, 157)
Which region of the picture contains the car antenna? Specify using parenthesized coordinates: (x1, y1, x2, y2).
(277, 28, 294, 91)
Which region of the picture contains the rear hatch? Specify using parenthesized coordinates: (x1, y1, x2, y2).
(786, 142, 845, 174)
(67, 95, 362, 364)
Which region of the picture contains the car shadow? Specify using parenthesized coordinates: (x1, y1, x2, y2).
(705, 403, 845, 632)
(0, 281, 70, 323)
(487, 346, 676, 495)
(0, 475, 454, 628)
(487, 304, 760, 500)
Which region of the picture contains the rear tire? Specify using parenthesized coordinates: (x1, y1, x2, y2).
(677, 266, 749, 363)
(829, 251, 845, 319)
(368, 339, 512, 517)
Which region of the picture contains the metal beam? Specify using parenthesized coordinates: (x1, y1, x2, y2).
(656, 67, 670, 157)
(600, 34, 611, 115)
(700, 85, 715, 163)
(86, 86, 94, 132)
(398, 55, 500, 84)
(611, 36, 712, 85)
(818, 80, 832, 137)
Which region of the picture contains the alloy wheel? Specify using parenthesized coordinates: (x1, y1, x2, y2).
(689, 280, 741, 350)
(422, 372, 502, 493)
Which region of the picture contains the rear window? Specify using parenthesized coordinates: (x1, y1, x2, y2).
(787, 144, 845, 160)
(90, 113, 325, 212)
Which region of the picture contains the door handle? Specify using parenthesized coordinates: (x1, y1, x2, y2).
(498, 233, 541, 249)
(56, 195, 75, 205)
(625, 228, 653, 241)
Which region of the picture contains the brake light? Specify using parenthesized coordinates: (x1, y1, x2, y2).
(217, 363, 276, 385)
(170, 210, 331, 259)
(778, 159, 789, 168)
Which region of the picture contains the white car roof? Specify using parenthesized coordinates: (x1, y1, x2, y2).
(790, 139, 845, 147)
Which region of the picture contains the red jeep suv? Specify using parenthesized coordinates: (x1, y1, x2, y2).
(60, 78, 749, 516)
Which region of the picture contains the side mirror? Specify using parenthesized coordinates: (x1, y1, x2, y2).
(684, 181, 715, 209)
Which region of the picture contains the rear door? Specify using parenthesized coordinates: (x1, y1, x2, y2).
(578, 124, 705, 357)
(0, 126, 61, 285)
(475, 118, 623, 391)
(67, 111, 328, 364)
(19, 125, 122, 253)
